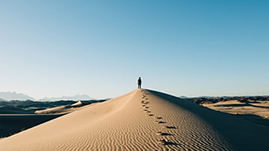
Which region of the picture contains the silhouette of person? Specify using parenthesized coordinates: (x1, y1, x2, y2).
(138, 77, 142, 89)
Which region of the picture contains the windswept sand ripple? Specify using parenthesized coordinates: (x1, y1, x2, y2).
(0, 89, 269, 150)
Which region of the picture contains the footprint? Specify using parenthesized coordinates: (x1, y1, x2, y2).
(148, 113, 154, 116)
(156, 131, 162, 136)
(144, 109, 151, 113)
(157, 139, 167, 145)
(156, 132, 172, 136)
(158, 139, 178, 146)
(164, 125, 177, 129)
(145, 106, 149, 109)
(156, 116, 162, 119)
(156, 121, 166, 124)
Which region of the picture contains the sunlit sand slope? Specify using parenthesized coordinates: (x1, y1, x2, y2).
(0, 89, 268, 150)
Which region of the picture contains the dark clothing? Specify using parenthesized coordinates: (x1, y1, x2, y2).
(138, 77, 142, 89)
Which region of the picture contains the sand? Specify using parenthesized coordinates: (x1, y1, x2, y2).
(0, 101, 95, 138)
(0, 89, 268, 150)
(203, 100, 269, 119)
(202, 100, 269, 130)
(35, 101, 90, 115)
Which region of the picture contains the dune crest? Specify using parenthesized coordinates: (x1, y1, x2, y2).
(0, 89, 268, 150)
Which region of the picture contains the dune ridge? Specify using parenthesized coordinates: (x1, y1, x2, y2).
(0, 89, 268, 150)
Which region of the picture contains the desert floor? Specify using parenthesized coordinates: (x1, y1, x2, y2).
(0, 89, 268, 151)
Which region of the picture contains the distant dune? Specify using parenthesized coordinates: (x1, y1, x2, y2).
(35, 101, 88, 114)
(189, 96, 269, 127)
(0, 100, 102, 138)
(202, 100, 269, 128)
(0, 89, 268, 150)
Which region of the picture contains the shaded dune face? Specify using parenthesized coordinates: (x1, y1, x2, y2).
(0, 89, 268, 151)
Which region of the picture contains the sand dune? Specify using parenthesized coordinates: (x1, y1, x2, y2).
(34, 106, 68, 114)
(35, 101, 91, 114)
(70, 100, 83, 107)
(203, 100, 269, 119)
(0, 89, 268, 150)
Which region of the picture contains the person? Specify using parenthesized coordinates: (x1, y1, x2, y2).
(137, 77, 142, 89)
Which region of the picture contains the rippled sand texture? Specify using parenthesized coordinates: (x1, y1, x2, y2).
(0, 89, 269, 151)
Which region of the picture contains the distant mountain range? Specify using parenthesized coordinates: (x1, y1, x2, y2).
(0, 92, 92, 101)
(39, 94, 92, 101)
(0, 98, 7, 101)
(0, 92, 34, 101)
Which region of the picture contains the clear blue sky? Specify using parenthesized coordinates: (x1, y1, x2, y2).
(0, 0, 268, 99)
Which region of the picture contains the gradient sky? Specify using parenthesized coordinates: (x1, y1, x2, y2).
(0, 0, 268, 99)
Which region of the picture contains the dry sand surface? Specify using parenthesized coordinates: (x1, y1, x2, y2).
(0, 101, 95, 138)
(35, 101, 91, 115)
(203, 100, 269, 119)
(0, 89, 269, 150)
(203, 100, 269, 131)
